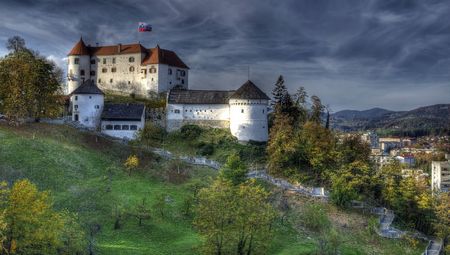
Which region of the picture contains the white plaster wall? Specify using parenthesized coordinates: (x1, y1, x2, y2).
(67, 55, 90, 94)
(101, 119, 144, 140)
(229, 99, 269, 142)
(158, 65, 189, 92)
(71, 94, 104, 128)
(167, 104, 230, 121)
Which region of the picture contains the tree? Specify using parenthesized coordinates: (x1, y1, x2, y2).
(434, 193, 450, 251)
(194, 178, 276, 255)
(310, 95, 324, 124)
(153, 193, 168, 218)
(0, 182, 7, 254)
(3, 179, 64, 255)
(133, 198, 151, 226)
(124, 154, 139, 176)
(293, 86, 309, 126)
(5, 36, 26, 53)
(267, 114, 297, 176)
(137, 122, 166, 147)
(338, 134, 371, 165)
(0, 38, 63, 123)
(219, 153, 248, 185)
(59, 211, 87, 255)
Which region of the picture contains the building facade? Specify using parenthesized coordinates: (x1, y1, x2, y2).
(166, 80, 270, 142)
(431, 155, 450, 193)
(70, 80, 104, 128)
(67, 38, 189, 97)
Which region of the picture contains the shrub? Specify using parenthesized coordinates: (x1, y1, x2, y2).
(197, 143, 214, 156)
(300, 203, 330, 232)
(180, 125, 202, 140)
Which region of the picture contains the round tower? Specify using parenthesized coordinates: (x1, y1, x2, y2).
(67, 37, 91, 94)
(229, 80, 270, 142)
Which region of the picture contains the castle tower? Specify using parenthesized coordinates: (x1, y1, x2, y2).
(67, 37, 91, 94)
(70, 80, 104, 128)
(229, 80, 270, 142)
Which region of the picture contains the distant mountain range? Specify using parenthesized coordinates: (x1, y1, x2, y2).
(331, 104, 450, 135)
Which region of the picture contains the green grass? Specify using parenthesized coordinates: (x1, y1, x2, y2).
(0, 123, 426, 254)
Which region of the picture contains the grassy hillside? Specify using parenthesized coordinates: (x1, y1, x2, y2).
(0, 123, 425, 254)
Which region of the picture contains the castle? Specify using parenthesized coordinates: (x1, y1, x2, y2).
(67, 39, 270, 142)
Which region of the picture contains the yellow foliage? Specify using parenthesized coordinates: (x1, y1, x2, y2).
(124, 155, 139, 176)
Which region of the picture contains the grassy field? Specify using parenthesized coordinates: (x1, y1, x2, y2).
(0, 123, 425, 254)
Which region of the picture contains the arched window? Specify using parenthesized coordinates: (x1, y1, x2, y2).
(129, 57, 135, 63)
(129, 66, 135, 72)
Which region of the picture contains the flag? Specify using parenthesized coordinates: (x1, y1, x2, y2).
(138, 22, 152, 32)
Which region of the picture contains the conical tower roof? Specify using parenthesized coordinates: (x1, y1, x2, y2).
(230, 80, 270, 100)
(68, 37, 89, 56)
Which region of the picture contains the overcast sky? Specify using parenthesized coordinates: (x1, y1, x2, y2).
(0, 0, 449, 111)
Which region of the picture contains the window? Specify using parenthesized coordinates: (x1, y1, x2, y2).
(90, 59, 96, 65)
(89, 96, 92, 99)
(102, 68, 107, 73)
(114, 125, 121, 130)
(98, 79, 102, 83)
(149, 67, 156, 73)
(128, 81, 131, 84)
(129, 66, 135, 72)
(105, 125, 113, 130)
(74, 58, 79, 64)
(168, 68, 172, 75)
(103, 58, 106, 64)
(262, 109, 265, 113)
(130, 125, 138, 130)
(74, 105, 78, 109)
(112, 58, 116, 64)
(111, 67, 116, 73)
(241, 109, 244, 113)
(110, 79, 113, 83)
(141, 69, 147, 78)
(174, 109, 180, 114)
(129, 57, 135, 63)
(74, 96, 78, 101)
(181, 79, 184, 84)
(95, 105, 100, 109)
(90, 71, 96, 76)
(80, 70, 85, 76)
(122, 125, 129, 130)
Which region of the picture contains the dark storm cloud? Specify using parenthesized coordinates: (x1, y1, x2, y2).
(0, 0, 449, 110)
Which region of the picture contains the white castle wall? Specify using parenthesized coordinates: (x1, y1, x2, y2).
(101, 119, 145, 140)
(68, 55, 90, 94)
(166, 103, 230, 131)
(229, 99, 269, 142)
(71, 94, 104, 128)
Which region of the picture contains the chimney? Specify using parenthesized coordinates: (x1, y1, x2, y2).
(118, 43, 122, 53)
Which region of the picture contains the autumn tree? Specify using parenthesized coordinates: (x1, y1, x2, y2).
(194, 178, 276, 255)
(309, 95, 324, 124)
(433, 193, 450, 252)
(2, 179, 64, 254)
(338, 134, 371, 165)
(124, 154, 139, 176)
(0, 36, 63, 123)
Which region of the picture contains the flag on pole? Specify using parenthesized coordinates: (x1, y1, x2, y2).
(138, 22, 152, 32)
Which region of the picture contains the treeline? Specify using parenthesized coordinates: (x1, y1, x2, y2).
(266, 76, 450, 240)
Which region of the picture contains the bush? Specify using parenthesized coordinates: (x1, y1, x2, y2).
(180, 125, 202, 140)
(197, 143, 214, 156)
(300, 203, 330, 232)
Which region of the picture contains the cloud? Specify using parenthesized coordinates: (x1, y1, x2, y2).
(0, 0, 449, 111)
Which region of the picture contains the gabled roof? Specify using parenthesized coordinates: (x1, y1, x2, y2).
(71, 80, 104, 95)
(168, 89, 235, 104)
(101, 103, 145, 121)
(88, 43, 147, 56)
(68, 37, 89, 56)
(142, 45, 189, 69)
(230, 80, 270, 100)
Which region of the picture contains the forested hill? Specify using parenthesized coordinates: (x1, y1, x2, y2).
(331, 104, 450, 135)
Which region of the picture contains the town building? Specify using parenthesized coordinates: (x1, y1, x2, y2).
(431, 154, 450, 193)
(166, 80, 270, 142)
(67, 38, 189, 97)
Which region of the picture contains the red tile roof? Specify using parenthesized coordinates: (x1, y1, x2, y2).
(68, 40, 189, 69)
(68, 37, 89, 55)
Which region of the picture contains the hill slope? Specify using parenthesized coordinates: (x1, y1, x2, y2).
(332, 104, 450, 134)
(0, 123, 425, 254)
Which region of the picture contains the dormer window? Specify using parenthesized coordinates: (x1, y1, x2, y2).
(74, 58, 79, 64)
(129, 57, 135, 63)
